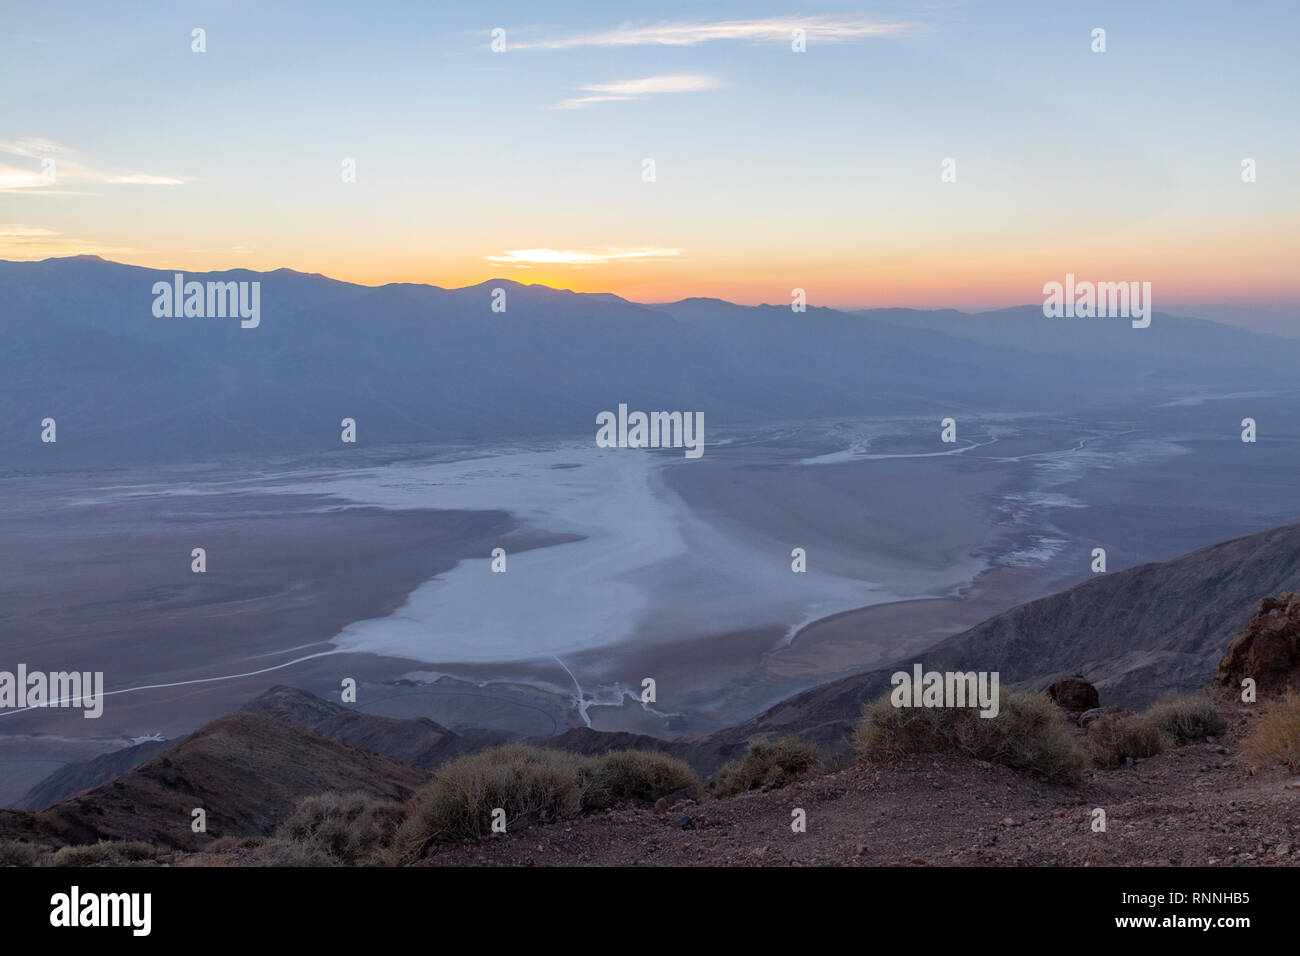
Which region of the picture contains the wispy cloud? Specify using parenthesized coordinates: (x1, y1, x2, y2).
(0, 166, 54, 191)
(0, 139, 188, 193)
(0, 223, 139, 259)
(553, 73, 721, 110)
(513, 15, 912, 51)
(0, 225, 59, 238)
(486, 247, 680, 266)
(103, 173, 186, 185)
(0, 138, 62, 161)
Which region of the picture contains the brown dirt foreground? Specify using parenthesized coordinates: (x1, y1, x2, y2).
(415, 709, 1300, 868)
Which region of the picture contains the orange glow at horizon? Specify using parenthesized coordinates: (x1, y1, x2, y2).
(5, 223, 1298, 311)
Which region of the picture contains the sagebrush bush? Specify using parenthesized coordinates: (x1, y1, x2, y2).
(389, 743, 698, 863)
(205, 835, 263, 852)
(715, 737, 821, 796)
(390, 744, 591, 863)
(1145, 695, 1227, 744)
(585, 750, 699, 810)
(0, 840, 47, 867)
(275, 791, 405, 865)
(251, 836, 342, 867)
(50, 841, 163, 867)
(1242, 691, 1300, 773)
(1085, 712, 1169, 767)
(853, 690, 1087, 783)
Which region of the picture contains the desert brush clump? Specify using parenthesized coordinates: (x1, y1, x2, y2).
(583, 749, 699, 810)
(1242, 690, 1300, 773)
(204, 835, 264, 852)
(714, 737, 822, 796)
(1145, 694, 1227, 745)
(0, 840, 50, 867)
(250, 837, 344, 867)
(389, 743, 697, 863)
(271, 791, 405, 865)
(1084, 712, 1169, 767)
(49, 841, 164, 867)
(854, 689, 1087, 783)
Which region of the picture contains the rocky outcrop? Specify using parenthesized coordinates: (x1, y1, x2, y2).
(1045, 675, 1100, 713)
(1214, 593, 1300, 698)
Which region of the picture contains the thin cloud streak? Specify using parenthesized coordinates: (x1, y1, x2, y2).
(486, 247, 681, 265)
(0, 224, 59, 237)
(0, 140, 187, 192)
(553, 73, 721, 110)
(513, 15, 913, 51)
(103, 174, 187, 185)
(0, 223, 140, 259)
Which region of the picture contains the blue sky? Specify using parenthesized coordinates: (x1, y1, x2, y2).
(2, 0, 1297, 314)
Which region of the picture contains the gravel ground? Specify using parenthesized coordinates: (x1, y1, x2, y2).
(416, 708, 1299, 868)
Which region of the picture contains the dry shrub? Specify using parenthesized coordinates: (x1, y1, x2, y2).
(1085, 712, 1169, 767)
(50, 841, 163, 867)
(1145, 695, 1227, 744)
(1242, 690, 1300, 773)
(584, 750, 699, 810)
(854, 690, 1087, 783)
(250, 837, 342, 867)
(715, 737, 821, 796)
(0, 840, 49, 867)
(205, 835, 264, 852)
(389, 743, 698, 863)
(390, 744, 591, 863)
(274, 791, 404, 865)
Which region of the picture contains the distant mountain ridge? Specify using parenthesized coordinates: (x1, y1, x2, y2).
(4, 255, 1297, 469)
(0, 711, 427, 849)
(11, 737, 171, 812)
(242, 685, 507, 769)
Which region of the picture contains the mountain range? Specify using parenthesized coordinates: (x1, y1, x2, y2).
(3, 256, 1298, 469)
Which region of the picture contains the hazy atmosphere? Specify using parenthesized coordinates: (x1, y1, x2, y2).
(1, 1, 1297, 920)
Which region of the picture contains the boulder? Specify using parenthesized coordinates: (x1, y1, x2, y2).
(1045, 674, 1100, 713)
(1214, 593, 1300, 698)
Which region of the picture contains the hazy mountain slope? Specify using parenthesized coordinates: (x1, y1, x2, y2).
(689, 523, 1300, 770)
(860, 303, 1298, 380)
(5, 256, 1298, 469)
(241, 685, 506, 768)
(0, 712, 428, 850)
(917, 522, 1300, 702)
(11, 738, 171, 812)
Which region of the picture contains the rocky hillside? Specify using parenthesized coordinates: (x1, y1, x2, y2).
(0, 712, 427, 851)
(924, 522, 1300, 705)
(691, 522, 1300, 771)
(419, 720, 1300, 868)
(12, 737, 171, 812)
(242, 685, 506, 769)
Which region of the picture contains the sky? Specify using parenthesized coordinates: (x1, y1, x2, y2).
(1, 0, 1298, 317)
